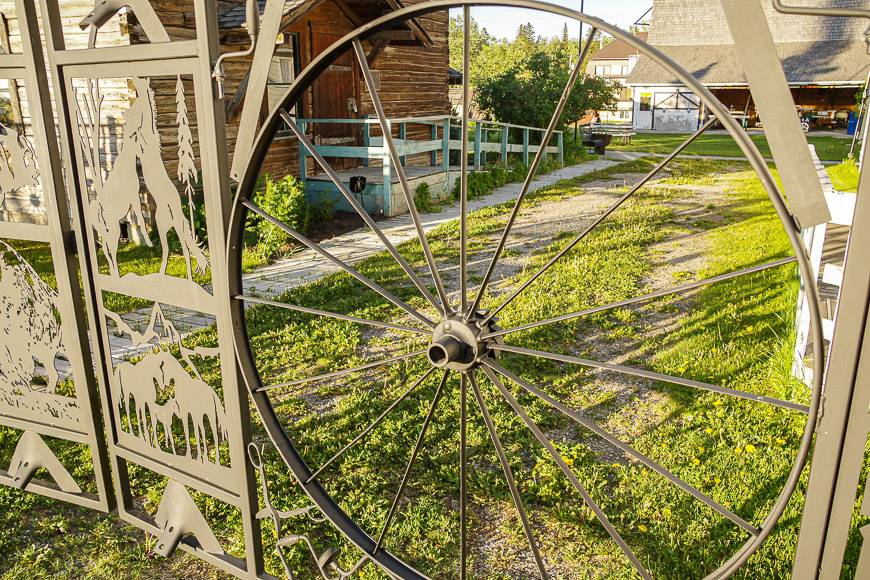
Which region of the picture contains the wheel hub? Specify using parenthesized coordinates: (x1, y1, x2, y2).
(427, 314, 499, 371)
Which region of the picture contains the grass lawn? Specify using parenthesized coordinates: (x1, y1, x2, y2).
(611, 132, 853, 163)
(2, 157, 867, 578)
(828, 158, 861, 192)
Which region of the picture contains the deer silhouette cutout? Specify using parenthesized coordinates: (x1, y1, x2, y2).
(80, 0, 170, 44)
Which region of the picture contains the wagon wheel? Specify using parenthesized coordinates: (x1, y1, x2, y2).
(227, 2, 825, 578)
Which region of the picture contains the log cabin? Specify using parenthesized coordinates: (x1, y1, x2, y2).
(0, 0, 452, 223)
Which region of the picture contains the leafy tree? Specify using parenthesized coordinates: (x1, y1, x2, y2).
(475, 50, 619, 130)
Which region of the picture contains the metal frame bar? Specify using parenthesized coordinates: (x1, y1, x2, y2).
(35, 1, 266, 576)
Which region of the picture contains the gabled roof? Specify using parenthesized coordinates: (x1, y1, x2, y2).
(590, 31, 647, 61)
(627, 0, 869, 86)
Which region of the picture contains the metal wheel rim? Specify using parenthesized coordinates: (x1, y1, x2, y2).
(226, 2, 827, 577)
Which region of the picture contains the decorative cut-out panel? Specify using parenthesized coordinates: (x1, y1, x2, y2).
(0, 0, 111, 512)
(38, 0, 265, 574)
(0, 241, 79, 429)
(104, 301, 232, 481)
(71, 74, 213, 308)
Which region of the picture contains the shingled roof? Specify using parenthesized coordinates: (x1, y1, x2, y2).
(627, 0, 869, 86)
(589, 31, 647, 61)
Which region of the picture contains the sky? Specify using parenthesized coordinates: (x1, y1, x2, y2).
(448, 1, 653, 41)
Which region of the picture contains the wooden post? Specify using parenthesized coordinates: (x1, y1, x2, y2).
(501, 125, 508, 164)
(399, 121, 407, 166)
(383, 120, 393, 216)
(363, 116, 371, 167)
(557, 131, 564, 166)
(474, 121, 482, 170)
(442, 117, 450, 193)
(431, 122, 438, 166)
(298, 120, 308, 181)
(523, 128, 530, 166)
(442, 118, 450, 172)
(541, 129, 548, 163)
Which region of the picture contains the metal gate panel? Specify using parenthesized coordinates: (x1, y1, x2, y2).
(35, 1, 264, 576)
(0, 0, 112, 512)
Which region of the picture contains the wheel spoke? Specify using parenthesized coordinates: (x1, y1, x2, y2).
(489, 344, 808, 413)
(460, 6, 472, 312)
(480, 365, 652, 580)
(243, 199, 434, 327)
(487, 361, 761, 536)
(281, 110, 445, 314)
(352, 39, 453, 315)
(235, 294, 429, 335)
(374, 370, 450, 553)
(459, 372, 469, 579)
(469, 371, 548, 579)
(482, 257, 797, 340)
(255, 349, 426, 393)
(478, 117, 718, 328)
(467, 27, 598, 318)
(305, 367, 438, 484)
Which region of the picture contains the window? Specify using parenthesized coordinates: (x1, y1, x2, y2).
(621, 65, 629, 75)
(267, 36, 299, 115)
(639, 93, 651, 112)
(595, 65, 607, 76)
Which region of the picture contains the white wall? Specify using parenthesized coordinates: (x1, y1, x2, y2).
(631, 85, 702, 132)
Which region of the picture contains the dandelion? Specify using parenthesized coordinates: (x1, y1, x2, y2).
(734, 446, 743, 455)
(714, 477, 722, 484)
(662, 508, 672, 518)
(638, 524, 648, 533)
(612, 463, 621, 469)
(775, 438, 786, 446)
(692, 458, 701, 466)
(713, 400, 723, 407)
(745, 444, 757, 453)
(563, 456, 574, 467)
(705, 428, 713, 435)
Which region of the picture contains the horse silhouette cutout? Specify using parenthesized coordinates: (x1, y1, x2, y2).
(80, 0, 170, 44)
(109, 304, 228, 465)
(0, 123, 39, 210)
(85, 96, 152, 277)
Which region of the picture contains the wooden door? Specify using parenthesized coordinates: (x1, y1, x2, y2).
(311, 32, 360, 170)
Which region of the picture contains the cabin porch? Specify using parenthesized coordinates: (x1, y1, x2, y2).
(297, 115, 564, 217)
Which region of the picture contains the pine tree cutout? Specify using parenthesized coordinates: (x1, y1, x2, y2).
(175, 75, 198, 230)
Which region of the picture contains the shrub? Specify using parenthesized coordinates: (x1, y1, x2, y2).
(414, 182, 435, 212)
(252, 174, 308, 259)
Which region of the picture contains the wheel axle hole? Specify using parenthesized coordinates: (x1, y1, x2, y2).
(427, 344, 449, 367)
